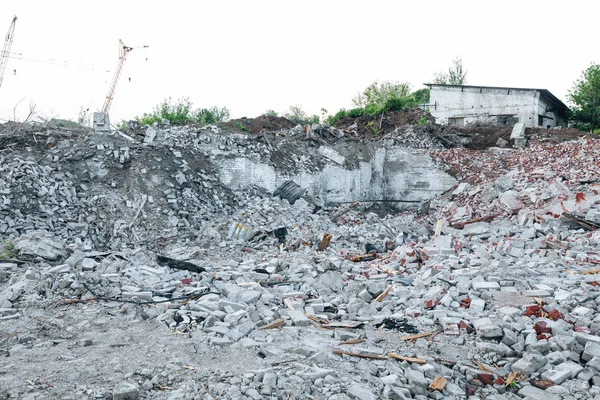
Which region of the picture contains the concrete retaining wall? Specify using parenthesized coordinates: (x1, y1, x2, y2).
(209, 137, 456, 207)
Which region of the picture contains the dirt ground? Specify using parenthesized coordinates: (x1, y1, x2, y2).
(0, 302, 267, 399)
(220, 116, 296, 134)
(0, 298, 474, 399)
(332, 109, 434, 141)
(527, 126, 595, 145)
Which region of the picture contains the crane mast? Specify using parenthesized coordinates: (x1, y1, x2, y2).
(0, 16, 17, 92)
(94, 39, 147, 133)
(101, 39, 132, 114)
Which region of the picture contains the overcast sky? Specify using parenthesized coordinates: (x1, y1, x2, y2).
(0, 0, 598, 124)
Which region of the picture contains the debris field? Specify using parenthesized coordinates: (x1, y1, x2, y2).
(1, 117, 600, 400)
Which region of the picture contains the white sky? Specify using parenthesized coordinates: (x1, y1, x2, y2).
(0, 0, 598, 124)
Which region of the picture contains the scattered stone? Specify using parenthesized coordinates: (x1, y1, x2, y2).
(113, 382, 139, 400)
(511, 353, 548, 374)
(1, 122, 600, 399)
(347, 382, 377, 400)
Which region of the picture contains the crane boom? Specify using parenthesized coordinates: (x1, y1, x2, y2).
(101, 39, 133, 113)
(0, 16, 17, 92)
(94, 39, 147, 133)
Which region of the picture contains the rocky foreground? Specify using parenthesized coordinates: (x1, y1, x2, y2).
(1, 122, 600, 400)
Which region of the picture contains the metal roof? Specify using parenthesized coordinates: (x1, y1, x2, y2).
(423, 83, 569, 112)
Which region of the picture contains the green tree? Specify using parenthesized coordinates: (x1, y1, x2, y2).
(411, 88, 430, 105)
(569, 63, 600, 130)
(433, 56, 467, 86)
(352, 80, 412, 109)
(284, 105, 319, 125)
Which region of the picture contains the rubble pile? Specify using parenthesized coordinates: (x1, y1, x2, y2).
(382, 125, 446, 149)
(1, 122, 600, 399)
(430, 138, 600, 227)
(0, 127, 243, 251)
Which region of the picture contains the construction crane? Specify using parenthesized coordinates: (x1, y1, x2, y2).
(0, 16, 17, 92)
(101, 39, 148, 114)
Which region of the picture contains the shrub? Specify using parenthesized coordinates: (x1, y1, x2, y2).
(326, 109, 347, 125)
(0, 239, 19, 259)
(366, 120, 382, 136)
(411, 88, 430, 105)
(365, 103, 381, 116)
(265, 109, 278, 117)
(134, 97, 230, 126)
(346, 108, 365, 118)
(158, 97, 193, 125)
(136, 112, 163, 126)
(352, 80, 412, 109)
(193, 106, 230, 125)
(383, 97, 407, 112)
(325, 83, 431, 128)
(417, 117, 429, 127)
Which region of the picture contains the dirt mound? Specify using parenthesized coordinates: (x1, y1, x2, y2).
(436, 125, 514, 150)
(332, 109, 433, 139)
(223, 115, 296, 134)
(330, 109, 518, 150)
(527, 126, 595, 144)
(438, 125, 598, 150)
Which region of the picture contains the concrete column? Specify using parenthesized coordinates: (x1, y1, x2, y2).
(93, 112, 111, 134)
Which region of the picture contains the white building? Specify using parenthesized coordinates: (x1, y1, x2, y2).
(426, 84, 569, 128)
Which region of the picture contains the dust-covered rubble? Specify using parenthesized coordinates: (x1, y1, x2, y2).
(1, 121, 600, 399)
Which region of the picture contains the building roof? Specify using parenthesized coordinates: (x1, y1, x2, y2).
(424, 83, 569, 112)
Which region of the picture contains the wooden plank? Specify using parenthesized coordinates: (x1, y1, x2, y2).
(433, 219, 443, 239)
(284, 298, 295, 311)
(318, 233, 333, 251)
(259, 318, 285, 330)
(388, 353, 427, 364)
(580, 268, 600, 275)
(303, 313, 327, 324)
(505, 371, 518, 387)
(332, 350, 387, 360)
(374, 285, 393, 302)
(472, 359, 494, 373)
(338, 339, 365, 345)
(449, 213, 501, 229)
(351, 254, 376, 262)
(322, 321, 364, 329)
(429, 375, 448, 391)
(532, 297, 546, 306)
(400, 331, 433, 341)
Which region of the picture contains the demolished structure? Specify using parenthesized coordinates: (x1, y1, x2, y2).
(427, 84, 569, 129)
(1, 115, 600, 400)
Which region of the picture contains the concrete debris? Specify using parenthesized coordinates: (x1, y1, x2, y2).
(112, 382, 139, 400)
(1, 121, 600, 399)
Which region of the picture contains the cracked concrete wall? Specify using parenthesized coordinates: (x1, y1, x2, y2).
(215, 143, 456, 207)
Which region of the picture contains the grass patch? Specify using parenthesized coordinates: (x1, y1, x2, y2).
(0, 239, 19, 259)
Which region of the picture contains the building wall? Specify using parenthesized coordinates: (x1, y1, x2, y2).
(537, 96, 567, 128)
(430, 86, 541, 127)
